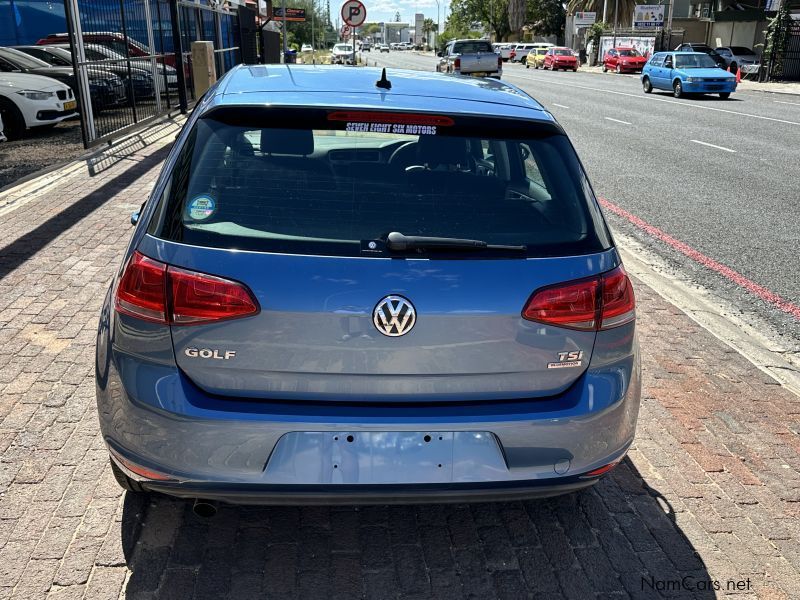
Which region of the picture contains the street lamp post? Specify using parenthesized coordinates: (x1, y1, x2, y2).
(612, 0, 618, 47)
(434, 0, 440, 52)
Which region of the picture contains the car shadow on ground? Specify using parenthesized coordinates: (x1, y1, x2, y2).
(119, 458, 718, 599)
(651, 91, 743, 102)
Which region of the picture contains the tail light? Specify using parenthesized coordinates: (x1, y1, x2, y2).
(498, 55, 503, 69)
(115, 252, 167, 323)
(522, 265, 635, 331)
(454, 57, 461, 71)
(115, 251, 259, 325)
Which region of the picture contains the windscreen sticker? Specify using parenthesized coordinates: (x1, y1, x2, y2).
(345, 122, 438, 135)
(186, 195, 216, 221)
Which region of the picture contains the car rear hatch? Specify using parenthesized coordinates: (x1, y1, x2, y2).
(134, 105, 624, 403)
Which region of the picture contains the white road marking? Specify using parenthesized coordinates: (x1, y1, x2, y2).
(774, 100, 800, 106)
(691, 139, 737, 153)
(604, 116, 632, 125)
(552, 103, 570, 109)
(503, 73, 800, 126)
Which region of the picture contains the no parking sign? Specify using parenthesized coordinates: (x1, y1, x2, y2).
(341, 0, 366, 27)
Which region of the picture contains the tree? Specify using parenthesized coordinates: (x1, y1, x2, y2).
(449, 0, 511, 41)
(394, 11, 401, 22)
(566, 0, 638, 28)
(527, 0, 566, 38)
(279, 0, 334, 48)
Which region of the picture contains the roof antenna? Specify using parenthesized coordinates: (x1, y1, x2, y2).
(376, 68, 392, 90)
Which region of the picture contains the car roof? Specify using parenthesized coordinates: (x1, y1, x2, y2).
(210, 65, 551, 122)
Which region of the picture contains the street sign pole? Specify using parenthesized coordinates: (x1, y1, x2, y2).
(341, 0, 367, 65)
(282, 0, 288, 56)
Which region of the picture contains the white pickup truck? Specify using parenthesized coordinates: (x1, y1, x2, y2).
(436, 39, 502, 79)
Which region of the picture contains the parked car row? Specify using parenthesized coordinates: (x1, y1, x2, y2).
(599, 43, 759, 76)
(524, 47, 578, 71)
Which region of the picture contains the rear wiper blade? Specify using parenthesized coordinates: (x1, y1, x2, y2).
(386, 231, 526, 253)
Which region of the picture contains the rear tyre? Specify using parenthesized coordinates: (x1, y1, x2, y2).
(0, 99, 25, 141)
(109, 457, 147, 493)
(719, 92, 731, 99)
(642, 77, 653, 93)
(673, 80, 683, 98)
(573, 68, 578, 72)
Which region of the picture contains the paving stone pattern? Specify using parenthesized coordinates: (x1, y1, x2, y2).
(0, 123, 799, 599)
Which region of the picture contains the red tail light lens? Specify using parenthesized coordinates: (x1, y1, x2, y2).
(454, 57, 461, 70)
(114, 251, 259, 325)
(170, 266, 259, 324)
(600, 266, 636, 328)
(115, 251, 167, 323)
(522, 266, 635, 331)
(498, 55, 503, 69)
(522, 277, 599, 330)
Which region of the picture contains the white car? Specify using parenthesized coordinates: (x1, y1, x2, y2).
(0, 72, 77, 141)
(331, 44, 355, 65)
(84, 43, 177, 87)
(301, 44, 313, 53)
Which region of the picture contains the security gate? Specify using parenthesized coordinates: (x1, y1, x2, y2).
(762, 16, 800, 82)
(64, 0, 242, 148)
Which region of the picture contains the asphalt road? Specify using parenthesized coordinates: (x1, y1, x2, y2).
(367, 52, 800, 349)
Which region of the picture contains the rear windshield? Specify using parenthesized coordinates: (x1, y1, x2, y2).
(553, 49, 572, 56)
(618, 49, 641, 57)
(453, 41, 494, 54)
(675, 54, 717, 68)
(149, 108, 610, 258)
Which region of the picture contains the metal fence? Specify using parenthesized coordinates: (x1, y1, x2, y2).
(762, 18, 800, 82)
(64, 0, 241, 148)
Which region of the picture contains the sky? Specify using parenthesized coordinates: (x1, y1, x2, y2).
(333, 0, 450, 27)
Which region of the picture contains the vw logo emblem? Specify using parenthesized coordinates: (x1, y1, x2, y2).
(373, 295, 416, 337)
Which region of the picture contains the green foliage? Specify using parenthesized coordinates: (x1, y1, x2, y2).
(587, 22, 607, 46)
(526, 0, 566, 38)
(423, 18, 438, 34)
(280, 0, 334, 48)
(449, 0, 511, 41)
(763, 5, 793, 79)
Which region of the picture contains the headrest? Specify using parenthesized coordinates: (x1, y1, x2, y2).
(416, 136, 469, 168)
(261, 128, 314, 156)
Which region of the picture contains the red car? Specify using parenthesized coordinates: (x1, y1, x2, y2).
(543, 47, 578, 71)
(603, 47, 647, 73)
(37, 32, 177, 69)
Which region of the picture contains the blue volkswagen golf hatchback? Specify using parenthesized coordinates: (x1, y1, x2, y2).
(96, 65, 641, 509)
(642, 51, 736, 99)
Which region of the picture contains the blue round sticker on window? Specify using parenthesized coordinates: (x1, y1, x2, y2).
(187, 195, 216, 221)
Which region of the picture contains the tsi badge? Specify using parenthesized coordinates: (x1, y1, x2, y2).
(547, 350, 583, 369)
(185, 348, 236, 360)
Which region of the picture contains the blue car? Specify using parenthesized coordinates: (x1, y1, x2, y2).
(641, 51, 736, 99)
(96, 65, 641, 510)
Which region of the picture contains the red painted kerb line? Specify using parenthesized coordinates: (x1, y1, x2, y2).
(598, 198, 800, 320)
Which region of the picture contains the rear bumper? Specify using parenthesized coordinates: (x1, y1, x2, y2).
(97, 343, 640, 505)
(138, 478, 598, 505)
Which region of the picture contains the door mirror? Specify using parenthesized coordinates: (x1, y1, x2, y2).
(130, 212, 140, 226)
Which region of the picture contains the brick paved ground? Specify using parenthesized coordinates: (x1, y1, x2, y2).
(0, 122, 799, 599)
